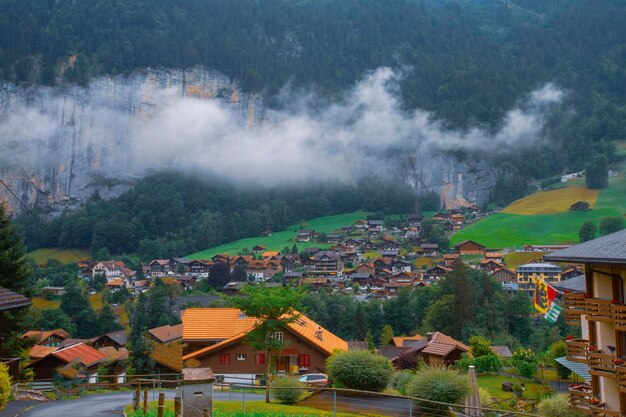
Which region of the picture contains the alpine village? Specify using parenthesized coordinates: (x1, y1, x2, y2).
(0, 1, 625, 417)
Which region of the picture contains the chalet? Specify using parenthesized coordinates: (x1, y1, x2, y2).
(91, 330, 128, 350)
(431, 212, 449, 222)
(383, 277, 414, 295)
(170, 258, 191, 273)
(480, 259, 506, 275)
(283, 271, 304, 285)
(302, 277, 332, 290)
(181, 308, 348, 379)
(484, 252, 503, 262)
(93, 261, 125, 281)
(148, 324, 183, 345)
(106, 278, 127, 291)
(392, 260, 412, 274)
(381, 237, 401, 251)
(450, 214, 465, 226)
(297, 230, 315, 242)
(423, 265, 451, 281)
(407, 214, 422, 227)
(233, 256, 254, 270)
(344, 239, 362, 250)
(454, 240, 486, 255)
(420, 243, 439, 256)
(368, 220, 384, 234)
(211, 254, 231, 264)
(26, 342, 108, 381)
(341, 251, 358, 263)
(340, 226, 353, 233)
(522, 244, 572, 252)
(353, 220, 368, 229)
(354, 263, 375, 275)
(23, 329, 70, 348)
(149, 259, 171, 278)
(561, 266, 583, 280)
(280, 254, 300, 271)
(176, 274, 197, 290)
(262, 251, 281, 260)
(222, 281, 246, 296)
(373, 258, 393, 276)
(390, 332, 469, 368)
(326, 234, 342, 244)
(132, 280, 149, 294)
(364, 241, 379, 252)
(189, 260, 212, 277)
(41, 286, 65, 296)
(569, 201, 591, 211)
(261, 230, 272, 237)
(442, 254, 460, 268)
(516, 262, 562, 293)
(492, 267, 516, 282)
(331, 243, 349, 253)
(252, 245, 266, 254)
(302, 247, 321, 256)
(350, 272, 374, 287)
(380, 250, 399, 260)
(313, 251, 343, 276)
(247, 260, 270, 282)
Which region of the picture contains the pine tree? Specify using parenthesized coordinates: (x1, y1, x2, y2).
(0, 204, 32, 356)
(366, 330, 376, 351)
(352, 303, 368, 341)
(98, 303, 123, 334)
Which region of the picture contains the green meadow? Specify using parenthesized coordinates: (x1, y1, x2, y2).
(188, 211, 370, 259)
(451, 176, 626, 249)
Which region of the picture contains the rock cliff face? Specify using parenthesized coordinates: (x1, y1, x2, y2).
(0, 67, 494, 214)
(0, 68, 262, 213)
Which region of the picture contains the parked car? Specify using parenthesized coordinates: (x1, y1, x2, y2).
(298, 373, 329, 387)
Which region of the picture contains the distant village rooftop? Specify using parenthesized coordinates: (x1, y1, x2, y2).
(544, 229, 626, 264)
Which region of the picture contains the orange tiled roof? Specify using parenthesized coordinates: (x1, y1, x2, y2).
(106, 278, 124, 286)
(151, 341, 183, 372)
(29, 345, 57, 359)
(52, 342, 107, 367)
(99, 346, 129, 362)
(23, 329, 70, 343)
(262, 251, 280, 258)
(391, 334, 423, 347)
(182, 308, 348, 360)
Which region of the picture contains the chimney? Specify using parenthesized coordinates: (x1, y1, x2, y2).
(315, 327, 323, 341)
(426, 332, 433, 341)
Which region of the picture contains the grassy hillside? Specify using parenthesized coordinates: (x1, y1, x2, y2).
(502, 185, 598, 215)
(451, 176, 626, 249)
(32, 292, 129, 328)
(28, 248, 90, 265)
(188, 211, 370, 259)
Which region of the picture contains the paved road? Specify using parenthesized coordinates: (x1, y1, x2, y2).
(301, 390, 414, 417)
(17, 390, 265, 417)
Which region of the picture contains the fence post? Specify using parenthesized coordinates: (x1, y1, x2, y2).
(409, 399, 412, 417)
(333, 390, 337, 417)
(242, 386, 246, 415)
(203, 407, 212, 417)
(134, 383, 140, 411)
(174, 394, 181, 417)
(143, 388, 149, 416)
(157, 392, 165, 417)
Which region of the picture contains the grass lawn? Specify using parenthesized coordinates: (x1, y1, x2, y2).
(502, 185, 599, 215)
(32, 297, 61, 309)
(451, 176, 626, 248)
(126, 400, 371, 417)
(32, 291, 129, 328)
(27, 248, 91, 265)
(188, 211, 370, 259)
(477, 375, 550, 402)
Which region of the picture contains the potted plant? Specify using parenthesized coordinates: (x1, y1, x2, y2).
(614, 358, 624, 366)
(512, 383, 524, 397)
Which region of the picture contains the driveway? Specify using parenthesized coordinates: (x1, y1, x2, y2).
(13, 390, 264, 417)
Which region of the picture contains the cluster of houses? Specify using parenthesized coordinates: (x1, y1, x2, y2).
(72, 213, 583, 299)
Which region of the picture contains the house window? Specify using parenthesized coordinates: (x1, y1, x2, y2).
(236, 353, 247, 361)
(255, 354, 265, 365)
(298, 354, 310, 367)
(274, 332, 283, 341)
(219, 354, 230, 365)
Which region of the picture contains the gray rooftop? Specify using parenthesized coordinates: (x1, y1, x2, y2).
(544, 229, 626, 264)
(552, 274, 586, 293)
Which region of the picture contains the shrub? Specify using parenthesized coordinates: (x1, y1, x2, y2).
(406, 367, 469, 414)
(327, 350, 394, 392)
(538, 393, 585, 417)
(392, 370, 414, 395)
(270, 376, 304, 405)
(516, 361, 537, 379)
(474, 354, 502, 374)
(468, 336, 493, 358)
(0, 362, 11, 411)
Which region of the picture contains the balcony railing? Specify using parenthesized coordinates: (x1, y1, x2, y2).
(563, 293, 586, 327)
(585, 298, 613, 322)
(612, 303, 626, 331)
(589, 405, 621, 417)
(617, 366, 626, 393)
(566, 338, 590, 363)
(588, 350, 618, 378)
(569, 384, 592, 412)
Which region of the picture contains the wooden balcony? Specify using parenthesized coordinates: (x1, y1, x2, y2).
(589, 405, 621, 417)
(566, 338, 590, 363)
(570, 384, 593, 413)
(617, 365, 626, 393)
(612, 303, 626, 331)
(585, 298, 613, 322)
(564, 292, 586, 327)
(588, 350, 618, 378)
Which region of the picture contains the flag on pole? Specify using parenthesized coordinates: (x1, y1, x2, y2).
(544, 302, 563, 324)
(533, 277, 558, 314)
